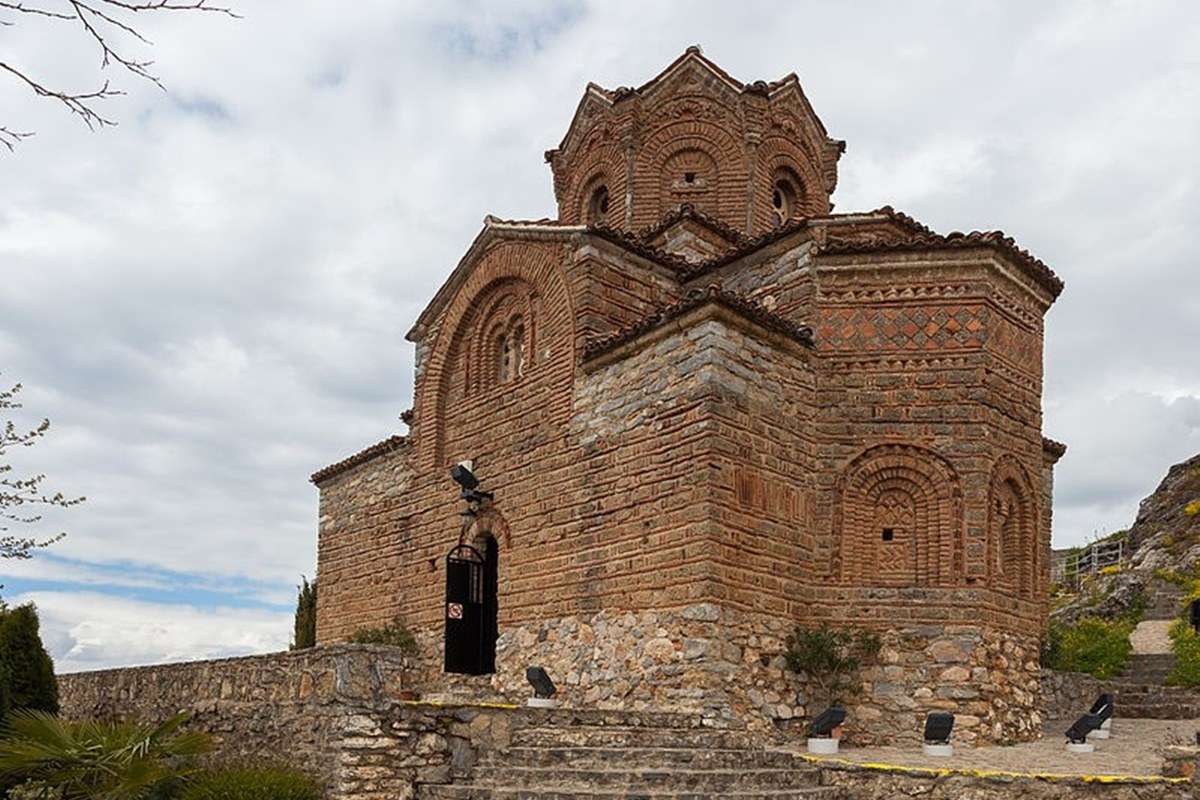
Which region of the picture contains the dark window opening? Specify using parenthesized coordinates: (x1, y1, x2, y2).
(881, 527, 895, 542)
(773, 188, 784, 209)
(684, 171, 696, 184)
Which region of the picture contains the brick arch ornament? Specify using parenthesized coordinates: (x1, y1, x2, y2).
(416, 240, 575, 470)
(987, 454, 1039, 599)
(832, 444, 964, 586)
(634, 118, 746, 226)
(752, 136, 828, 233)
(561, 141, 625, 225)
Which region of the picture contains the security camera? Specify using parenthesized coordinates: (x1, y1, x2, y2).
(450, 462, 492, 503)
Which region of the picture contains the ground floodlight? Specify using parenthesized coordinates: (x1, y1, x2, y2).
(1065, 713, 1103, 753)
(809, 707, 847, 737)
(1089, 693, 1114, 739)
(525, 666, 558, 708)
(806, 707, 846, 755)
(922, 712, 955, 757)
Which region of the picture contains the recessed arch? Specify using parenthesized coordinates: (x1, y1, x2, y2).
(988, 455, 1039, 599)
(833, 444, 963, 586)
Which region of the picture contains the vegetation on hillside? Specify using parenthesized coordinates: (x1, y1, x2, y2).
(1042, 617, 1134, 679)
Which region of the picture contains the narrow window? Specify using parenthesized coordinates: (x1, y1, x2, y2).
(587, 186, 610, 224)
(684, 171, 696, 184)
(881, 527, 895, 542)
(497, 335, 510, 383)
(772, 179, 796, 226)
(511, 324, 525, 379)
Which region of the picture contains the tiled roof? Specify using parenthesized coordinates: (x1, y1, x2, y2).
(582, 283, 814, 362)
(636, 203, 748, 248)
(819, 207, 1065, 299)
(311, 435, 408, 485)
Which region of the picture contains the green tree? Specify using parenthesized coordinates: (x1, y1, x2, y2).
(0, 710, 211, 800)
(290, 577, 316, 650)
(784, 623, 881, 705)
(0, 603, 59, 716)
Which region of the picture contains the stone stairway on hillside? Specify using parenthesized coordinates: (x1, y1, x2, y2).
(415, 709, 839, 800)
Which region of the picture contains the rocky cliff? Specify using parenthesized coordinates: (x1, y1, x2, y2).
(1052, 453, 1200, 625)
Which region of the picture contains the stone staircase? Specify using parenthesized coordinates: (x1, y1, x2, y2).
(415, 709, 838, 799)
(1119, 653, 1177, 684)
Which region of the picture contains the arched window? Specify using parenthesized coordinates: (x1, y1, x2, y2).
(494, 318, 525, 384)
(587, 185, 610, 224)
(772, 175, 800, 226)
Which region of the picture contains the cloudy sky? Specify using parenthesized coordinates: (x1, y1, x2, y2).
(1, 1, 1198, 672)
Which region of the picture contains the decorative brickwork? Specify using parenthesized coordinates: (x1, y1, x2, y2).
(304, 48, 1066, 745)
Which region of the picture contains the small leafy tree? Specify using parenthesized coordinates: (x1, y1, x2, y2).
(290, 577, 316, 650)
(0, 711, 211, 800)
(0, 603, 59, 716)
(349, 617, 417, 655)
(2, 380, 83, 563)
(784, 623, 881, 704)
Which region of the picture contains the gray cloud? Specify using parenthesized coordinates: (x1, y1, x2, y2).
(1, 1, 1198, 668)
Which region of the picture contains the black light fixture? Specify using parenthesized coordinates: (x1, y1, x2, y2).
(809, 707, 847, 738)
(922, 712, 955, 756)
(1065, 712, 1103, 752)
(525, 666, 557, 708)
(1089, 693, 1113, 722)
(806, 706, 846, 755)
(450, 462, 493, 504)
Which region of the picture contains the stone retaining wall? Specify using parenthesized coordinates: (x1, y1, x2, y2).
(405, 603, 1042, 745)
(1040, 669, 1104, 721)
(58, 645, 411, 795)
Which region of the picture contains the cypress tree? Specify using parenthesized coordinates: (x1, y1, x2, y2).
(291, 576, 317, 650)
(0, 603, 58, 715)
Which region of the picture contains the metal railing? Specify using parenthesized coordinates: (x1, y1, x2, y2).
(1051, 538, 1126, 591)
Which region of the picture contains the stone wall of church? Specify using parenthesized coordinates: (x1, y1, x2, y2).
(400, 602, 1040, 746)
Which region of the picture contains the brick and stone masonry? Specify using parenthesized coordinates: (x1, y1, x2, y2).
(59, 47, 1067, 753)
(306, 46, 1067, 745)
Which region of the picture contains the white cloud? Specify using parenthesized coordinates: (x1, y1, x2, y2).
(0, 1, 1198, 667)
(13, 591, 289, 673)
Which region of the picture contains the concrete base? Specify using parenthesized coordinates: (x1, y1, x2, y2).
(807, 738, 840, 755)
(922, 743, 953, 757)
(525, 697, 558, 709)
(1089, 727, 1111, 740)
(1066, 742, 1095, 754)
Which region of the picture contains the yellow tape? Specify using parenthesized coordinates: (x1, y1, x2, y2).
(795, 754, 1188, 785)
(398, 699, 520, 710)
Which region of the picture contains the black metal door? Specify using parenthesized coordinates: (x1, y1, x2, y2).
(444, 544, 485, 675)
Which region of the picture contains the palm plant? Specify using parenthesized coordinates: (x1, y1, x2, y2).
(0, 710, 211, 800)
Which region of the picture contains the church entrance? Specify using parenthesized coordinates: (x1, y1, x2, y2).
(443, 537, 498, 675)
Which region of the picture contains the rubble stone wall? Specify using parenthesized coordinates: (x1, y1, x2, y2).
(58, 645, 410, 793)
(405, 602, 1041, 745)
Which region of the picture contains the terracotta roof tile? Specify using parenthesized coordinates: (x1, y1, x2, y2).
(582, 283, 814, 362)
(636, 203, 748, 248)
(1042, 437, 1068, 459)
(311, 435, 408, 485)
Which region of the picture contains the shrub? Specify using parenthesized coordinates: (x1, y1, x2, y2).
(177, 765, 320, 800)
(1186, 500, 1200, 517)
(1043, 617, 1134, 679)
(0, 710, 210, 800)
(0, 603, 59, 716)
(784, 623, 881, 704)
(1167, 619, 1200, 688)
(291, 577, 316, 651)
(349, 617, 417, 654)
(1099, 564, 1122, 576)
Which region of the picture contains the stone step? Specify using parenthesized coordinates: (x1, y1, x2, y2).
(479, 746, 801, 770)
(466, 766, 822, 792)
(418, 786, 841, 800)
(516, 708, 710, 730)
(510, 725, 756, 750)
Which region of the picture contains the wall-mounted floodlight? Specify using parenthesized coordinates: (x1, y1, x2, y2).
(922, 712, 954, 757)
(806, 707, 846, 755)
(451, 462, 493, 504)
(526, 666, 557, 709)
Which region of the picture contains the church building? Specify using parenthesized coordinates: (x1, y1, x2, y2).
(311, 47, 1065, 745)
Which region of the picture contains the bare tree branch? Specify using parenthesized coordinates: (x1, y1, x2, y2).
(1, 0, 238, 150)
